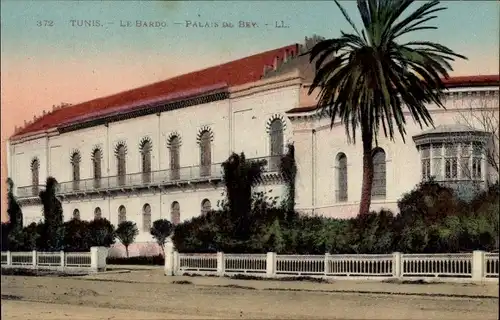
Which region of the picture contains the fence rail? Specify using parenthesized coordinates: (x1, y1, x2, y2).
(170, 251, 499, 282)
(485, 253, 499, 277)
(1, 248, 106, 273)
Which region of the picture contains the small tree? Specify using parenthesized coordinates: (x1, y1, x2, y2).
(455, 94, 499, 184)
(222, 152, 265, 240)
(88, 218, 116, 248)
(279, 143, 297, 219)
(115, 221, 138, 257)
(39, 177, 64, 251)
(6, 178, 23, 230)
(150, 219, 173, 255)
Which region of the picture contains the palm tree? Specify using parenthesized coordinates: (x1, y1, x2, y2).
(306, 0, 466, 216)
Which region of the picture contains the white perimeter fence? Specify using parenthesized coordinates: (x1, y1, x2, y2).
(164, 246, 498, 282)
(1, 247, 107, 273)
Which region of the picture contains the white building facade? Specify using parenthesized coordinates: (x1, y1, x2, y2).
(6, 38, 499, 256)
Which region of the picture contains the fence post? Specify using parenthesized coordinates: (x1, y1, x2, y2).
(392, 252, 402, 279)
(6, 251, 12, 266)
(90, 247, 107, 273)
(164, 241, 175, 276)
(266, 252, 277, 278)
(173, 251, 179, 275)
(217, 252, 225, 277)
(472, 250, 485, 282)
(324, 253, 330, 276)
(60, 250, 65, 269)
(32, 250, 37, 268)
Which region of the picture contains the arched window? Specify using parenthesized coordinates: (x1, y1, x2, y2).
(118, 205, 126, 224)
(140, 139, 152, 184)
(199, 131, 212, 177)
(372, 148, 387, 198)
(169, 136, 180, 180)
(336, 153, 348, 202)
(116, 144, 127, 186)
(92, 148, 102, 189)
(142, 203, 152, 232)
(94, 207, 102, 220)
(269, 119, 284, 171)
(72, 209, 80, 220)
(30, 158, 40, 196)
(171, 201, 180, 225)
(71, 151, 81, 191)
(201, 199, 211, 215)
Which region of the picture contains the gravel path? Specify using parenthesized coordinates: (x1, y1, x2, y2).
(2, 275, 498, 319)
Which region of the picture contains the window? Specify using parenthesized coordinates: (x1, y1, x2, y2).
(72, 209, 80, 220)
(116, 144, 127, 186)
(140, 139, 152, 184)
(432, 144, 443, 180)
(421, 146, 431, 180)
(171, 201, 180, 225)
(336, 153, 348, 202)
(94, 207, 102, 220)
(417, 143, 485, 182)
(118, 205, 126, 224)
(372, 148, 387, 198)
(269, 118, 284, 171)
(472, 143, 482, 179)
(199, 131, 212, 177)
(459, 144, 471, 179)
(444, 144, 458, 179)
(142, 204, 152, 232)
(31, 158, 40, 196)
(92, 148, 102, 189)
(201, 199, 211, 215)
(169, 136, 180, 180)
(71, 151, 81, 191)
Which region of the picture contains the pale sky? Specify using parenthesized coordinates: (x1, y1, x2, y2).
(1, 0, 499, 220)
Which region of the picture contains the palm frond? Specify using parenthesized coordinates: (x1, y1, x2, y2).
(307, 0, 466, 144)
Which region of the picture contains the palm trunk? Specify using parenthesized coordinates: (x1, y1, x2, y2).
(125, 245, 129, 258)
(359, 134, 374, 216)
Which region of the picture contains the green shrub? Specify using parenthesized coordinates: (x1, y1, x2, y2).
(106, 255, 164, 266)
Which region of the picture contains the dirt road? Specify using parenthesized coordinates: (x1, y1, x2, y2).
(1, 275, 498, 319)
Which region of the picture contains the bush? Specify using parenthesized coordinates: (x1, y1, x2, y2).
(63, 219, 91, 252)
(173, 179, 499, 255)
(106, 255, 164, 266)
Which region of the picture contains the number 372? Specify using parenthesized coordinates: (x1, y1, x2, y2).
(37, 20, 54, 27)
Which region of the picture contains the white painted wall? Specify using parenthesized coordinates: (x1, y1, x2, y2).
(230, 83, 299, 157)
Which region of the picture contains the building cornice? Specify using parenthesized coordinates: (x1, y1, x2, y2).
(10, 128, 58, 145)
(287, 87, 499, 120)
(412, 129, 492, 146)
(58, 89, 229, 134)
(10, 86, 230, 143)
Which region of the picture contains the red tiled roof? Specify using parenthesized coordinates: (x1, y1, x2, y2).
(59, 83, 228, 127)
(12, 44, 299, 139)
(287, 74, 500, 114)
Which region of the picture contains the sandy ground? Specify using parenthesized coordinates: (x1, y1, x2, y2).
(1, 272, 499, 320)
(2, 300, 216, 320)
